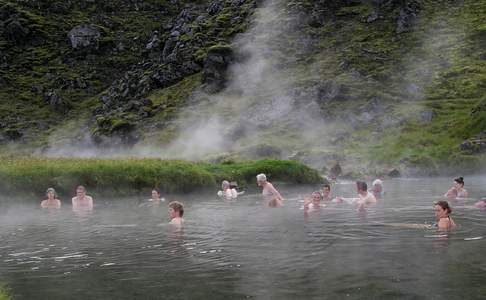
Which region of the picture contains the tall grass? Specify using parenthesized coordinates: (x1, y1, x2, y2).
(0, 157, 322, 197)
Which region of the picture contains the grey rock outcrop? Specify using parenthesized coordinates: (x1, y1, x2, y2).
(68, 24, 101, 50)
(202, 45, 234, 93)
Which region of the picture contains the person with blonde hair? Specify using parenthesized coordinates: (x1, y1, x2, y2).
(41, 188, 61, 209)
(256, 173, 283, 207)
(217, 180, 238, 199)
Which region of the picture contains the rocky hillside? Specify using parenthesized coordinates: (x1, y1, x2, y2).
(0, 0, 485, 176)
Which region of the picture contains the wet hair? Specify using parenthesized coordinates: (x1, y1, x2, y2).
(356, 181, 367, 192)
(323, 184, 331, 191)
(152, 188, 161, 195)
(46, 187, 57, 197)
(168, 201, 184, 217)
(256, 174, 267, 182)
(454, 177, 464, 186)
(435, 200, 452, 214)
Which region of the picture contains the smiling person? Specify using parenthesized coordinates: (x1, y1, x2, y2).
(72, 185, 93, 211)
(168, 201, 184, 226)
(445, 177, 468, 199)
(40, 188, 61, 209)
(256, 173, 284, 207)
(304, 191, 325, 211)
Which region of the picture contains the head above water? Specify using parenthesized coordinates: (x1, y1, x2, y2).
(312, 191, 322, 203)
(76, 185, 86, 196)
(168, 201, 184, 218)
(222, 180, 230, 190)
(322, 184, 331, 193)
(454, 177, 465, 187)
(46, 187, 57, 198)
(435, 200, 451, 218)
(356, 181, 367, 192)
(152, 188, 161, 199)
(256, 173, 267, 186)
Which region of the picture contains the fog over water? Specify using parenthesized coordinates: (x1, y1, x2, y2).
(0, 177, 485, 299)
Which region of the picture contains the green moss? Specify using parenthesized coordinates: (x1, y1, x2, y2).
(0, 157, 322, 196)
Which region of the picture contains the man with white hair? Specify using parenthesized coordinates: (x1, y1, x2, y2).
(371, 179, 384, 198)
(256, 173, 284, 207)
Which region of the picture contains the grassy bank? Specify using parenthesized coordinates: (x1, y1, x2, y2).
(0, 284, 11, 300)
(0, 158, 323, 196)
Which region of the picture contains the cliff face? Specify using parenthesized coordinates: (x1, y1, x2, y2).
(0, 0, 485, 175)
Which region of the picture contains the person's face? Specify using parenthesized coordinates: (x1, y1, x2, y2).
(454, 181, 462, 189)
(47, 191, 55, 199)
(435, 205, 448, 220)
(152, 190, 160, 199)
(257, 180, 264, 187)
(76, 188, 86, 198)
(323, 187, 330, 196)
(168, 207, 177, 219)
(312, 193, 321, 204)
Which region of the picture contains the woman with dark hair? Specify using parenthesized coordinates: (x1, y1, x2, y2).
(445, 177, 468, 198)
(434, 200, 456, 230)
(41, 188, 61, 209)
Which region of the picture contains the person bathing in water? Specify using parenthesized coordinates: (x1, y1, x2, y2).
(168, 201, 184, 226)
(434, 200, 456, 230)
(257, 173, 284, 207)
(371, 179, 384, 198)
(474, 197, 486, 209)
(321, 184, 333, 201)
(304, 191, 325, 211)
(335, 181, 377, 211)
(72, 185, 93, 211)
(217, 180, 243, 199)
(139, 188, 165, 207)
(41, 188, 61, 209)
(445, 177, 468, 199)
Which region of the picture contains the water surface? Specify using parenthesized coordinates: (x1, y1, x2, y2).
(1, 177, 485, 299)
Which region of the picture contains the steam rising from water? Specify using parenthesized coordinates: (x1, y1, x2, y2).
(163, 0, 327, 160)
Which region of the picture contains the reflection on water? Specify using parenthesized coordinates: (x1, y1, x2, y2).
(0, 177, 485, 299)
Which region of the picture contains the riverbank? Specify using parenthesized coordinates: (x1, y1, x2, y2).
(0, 284, 11, 300)
(0, 157, 323, 197)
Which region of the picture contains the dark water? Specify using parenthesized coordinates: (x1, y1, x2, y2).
(1, 177, 485, 300)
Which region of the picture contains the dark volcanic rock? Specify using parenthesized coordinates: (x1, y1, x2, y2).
(4, 128, 23, 141)
(388, 168, 401, 178)
(68, 24, 101, 50)
(202, 45, 234, 93)
(44, 91, 71, 113)
(4, 19, 30, 43)
(396, 1, 420, 34)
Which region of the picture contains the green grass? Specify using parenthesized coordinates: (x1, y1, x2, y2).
(0, 284, 11, 300)
(0, 158, 322, 197)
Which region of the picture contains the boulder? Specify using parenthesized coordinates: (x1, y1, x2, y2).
(202, 44, 234, 93)
(329, 162, 342, 180)
(44, 91, 71, 113)
(388, 168, 401, 178)
(145, 31, 160, 50)
(4, 19, 30, 43)
(396, 1, 420, 34)
(68, 24, 101, 50)
(419, 109, 434, 124)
